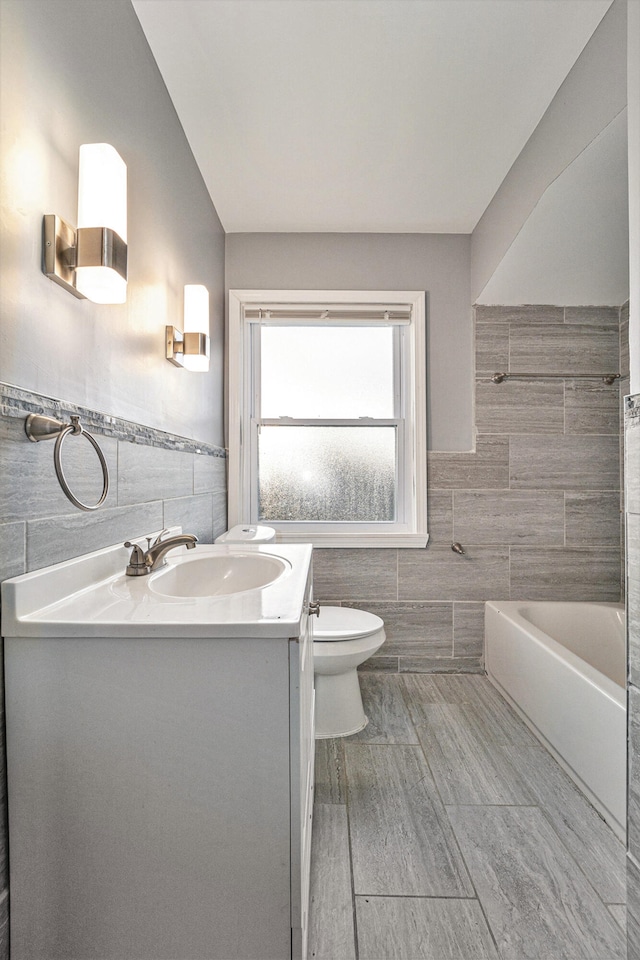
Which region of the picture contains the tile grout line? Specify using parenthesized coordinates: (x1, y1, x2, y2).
(451, 601, 456, 659)
(395, 548, 399, 607)
(341, 741, 360, 960)
(353, 893, 480, 901)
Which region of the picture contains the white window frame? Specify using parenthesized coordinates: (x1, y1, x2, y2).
(227, 289, 428, 548)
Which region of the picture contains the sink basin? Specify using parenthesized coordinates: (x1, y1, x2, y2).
(148, 551, 290, 598)
(1, 537, 312, 637)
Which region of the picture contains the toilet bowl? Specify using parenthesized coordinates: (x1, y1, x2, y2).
(313, 606, 386, 739)
(214, 526, 385, 739)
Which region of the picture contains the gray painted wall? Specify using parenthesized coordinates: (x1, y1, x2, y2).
(225, 232, 473, 452)
(0, 2, 228, 954)
(0, 0, 225, 446)
(470, 0, 627, 303)
(477, 111, 629, 307)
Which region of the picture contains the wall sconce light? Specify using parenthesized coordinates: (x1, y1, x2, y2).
(166, 285, 210, 371)
(43, 143, 127, 303)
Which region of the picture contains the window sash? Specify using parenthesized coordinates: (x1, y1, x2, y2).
(252, 324, 401, 421)
(251, 323, 406, 528)
(249, 420, 404, 526)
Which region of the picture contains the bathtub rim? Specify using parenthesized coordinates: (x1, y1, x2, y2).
(485, 600, 625, 708)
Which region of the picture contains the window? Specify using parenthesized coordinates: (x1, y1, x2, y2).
(228, 290, 428, 547)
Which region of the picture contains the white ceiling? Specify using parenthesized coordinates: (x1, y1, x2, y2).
(132, 0, 613, 234)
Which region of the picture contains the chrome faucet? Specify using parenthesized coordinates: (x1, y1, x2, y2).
(124, 532, 198, 576)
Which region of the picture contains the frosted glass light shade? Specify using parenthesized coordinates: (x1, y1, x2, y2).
(183, 285, 210, 372)
(77, 144, 127, 239)
(75, 144, 127, 303)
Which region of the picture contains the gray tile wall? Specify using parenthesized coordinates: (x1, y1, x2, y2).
(315, 304, 626, 674)
(627, 394, 640, 960)
(0, 412, 228, 575)
(0, 393, 228, 947)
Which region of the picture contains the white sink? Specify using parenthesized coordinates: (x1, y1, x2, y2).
(0, 536, 312, 639)
(149, 552, 290, 598)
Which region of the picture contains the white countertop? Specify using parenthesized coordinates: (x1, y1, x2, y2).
(1, 539, 313, 639)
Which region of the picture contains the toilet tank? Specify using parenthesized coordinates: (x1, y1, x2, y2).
(214, 524, 276, 544)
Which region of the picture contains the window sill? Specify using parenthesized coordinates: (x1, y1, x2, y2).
(273, 532, 430, 549)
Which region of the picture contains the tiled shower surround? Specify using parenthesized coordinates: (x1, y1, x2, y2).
(314, 303, 628, 673)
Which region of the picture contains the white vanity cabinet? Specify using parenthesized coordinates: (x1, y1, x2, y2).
(2, 542, 314, 960)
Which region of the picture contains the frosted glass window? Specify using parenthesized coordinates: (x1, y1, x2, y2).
(260, 326, 394, 418)
(227, 289, 427, 545)
(258, 426, 396, 522)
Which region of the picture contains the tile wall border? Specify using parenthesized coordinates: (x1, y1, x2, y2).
(0, 383, 226, 458)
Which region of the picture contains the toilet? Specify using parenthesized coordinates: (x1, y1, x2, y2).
(312, 605, 386, 739)
(214, 525, 386, 739)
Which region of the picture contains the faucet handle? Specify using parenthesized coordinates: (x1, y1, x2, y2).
(150, 528, 171, 548)
(124, 541, 149, 576)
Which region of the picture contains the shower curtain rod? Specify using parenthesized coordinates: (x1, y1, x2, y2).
(491, 372, 620, 385)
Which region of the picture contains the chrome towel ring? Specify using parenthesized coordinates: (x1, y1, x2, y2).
(25, 413, 109, 512)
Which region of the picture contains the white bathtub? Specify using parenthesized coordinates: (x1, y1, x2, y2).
(485, 600, 626, 840)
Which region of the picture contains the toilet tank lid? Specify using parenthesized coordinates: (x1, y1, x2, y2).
(314, 605, 384, 641)
(215, 524, 276, 543)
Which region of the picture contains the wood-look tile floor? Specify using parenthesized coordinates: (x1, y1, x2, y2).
(308, 673, 626, 960)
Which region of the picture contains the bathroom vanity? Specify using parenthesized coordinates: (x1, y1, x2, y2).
(1, 539, 315, 960)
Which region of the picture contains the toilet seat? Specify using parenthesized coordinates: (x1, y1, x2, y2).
(313, 606, 384, 642)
